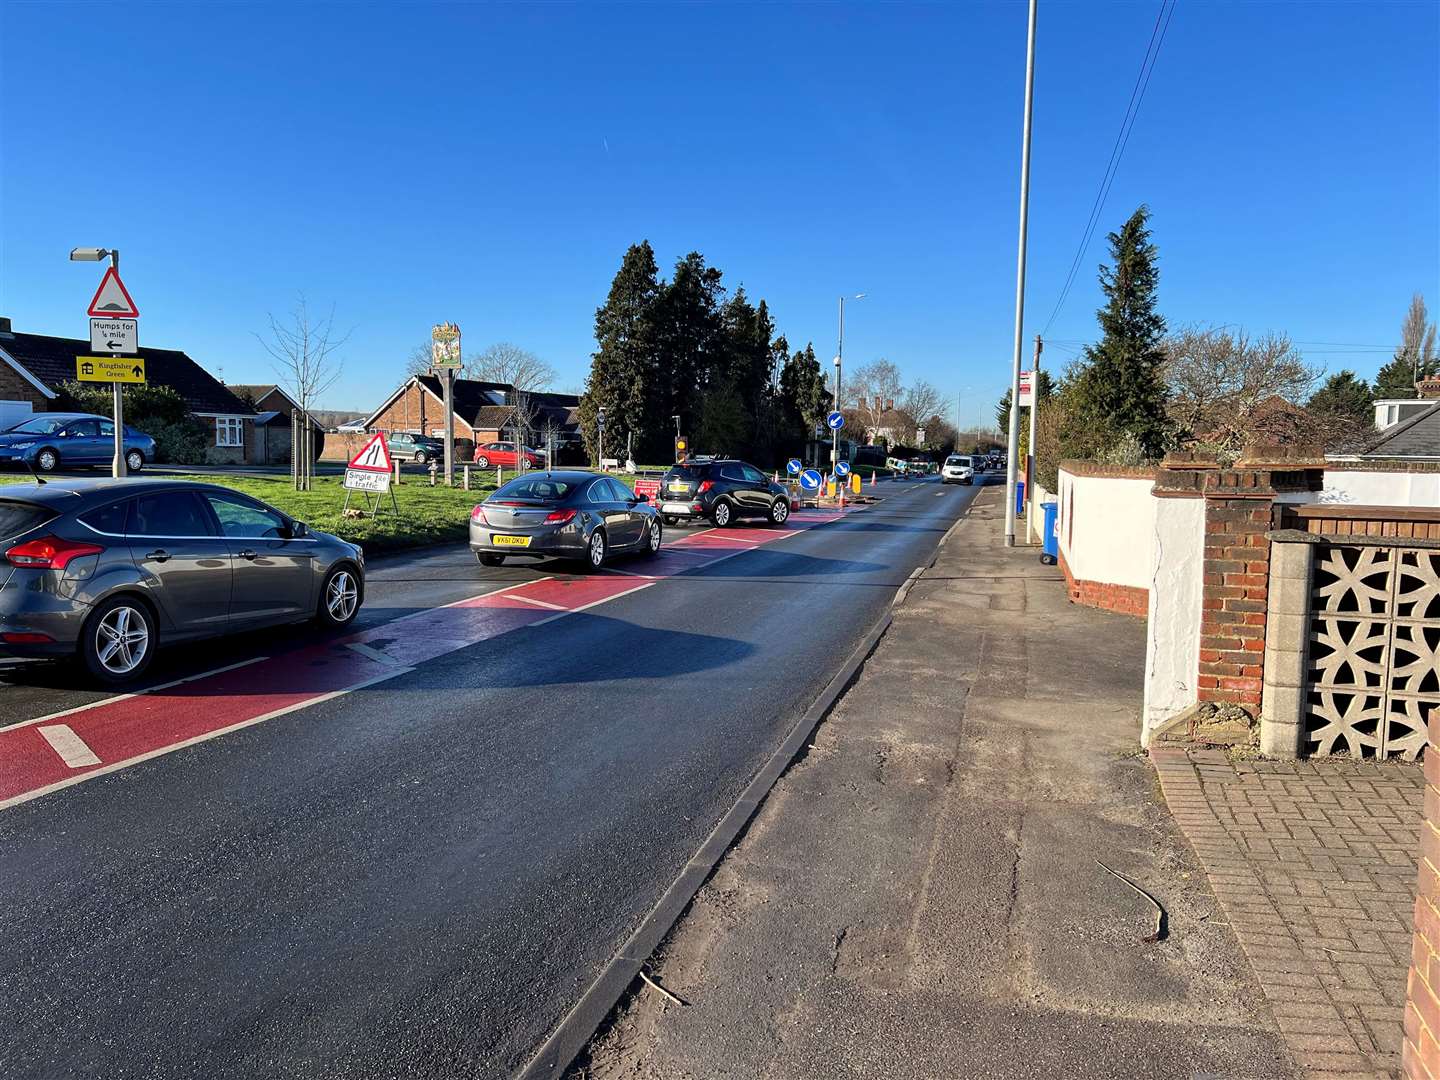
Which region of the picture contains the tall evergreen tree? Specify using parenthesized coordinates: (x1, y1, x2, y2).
(778, 343, 828, 440)
(1067, 205, 1172, 459)
(1374, 293, 1438, 398)
(718, 288, 776, 453)
(1308, 370, 1373, 422)
(578, 241, 664, 463)
(656, 252, 725, 440)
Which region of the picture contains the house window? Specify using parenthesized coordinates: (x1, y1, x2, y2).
(216, 417, 245, 447)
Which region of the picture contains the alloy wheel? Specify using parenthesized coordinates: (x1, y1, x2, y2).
(37, 450, 57, 472)
(327, 570, 359, 622)
(714, 502, 731, 527)
(589, 531, 606, 568)
(648, 520, 661, 552)
(96, 604, 150, 676)
(772, 499, 789, 524)
(126, 451, 144, 472)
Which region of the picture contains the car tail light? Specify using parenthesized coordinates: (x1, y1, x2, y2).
(1, 632, 53, 644)
(470, 505, 489, 524)
(545, 508, 577, 524)
(698, 480, 714, 493)
(5, 535, 103, 570)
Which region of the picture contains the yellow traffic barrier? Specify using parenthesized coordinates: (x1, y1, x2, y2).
(850, 472, 862, 494)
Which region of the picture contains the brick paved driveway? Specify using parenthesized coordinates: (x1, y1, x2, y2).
(1153, 747, 1423, 1078)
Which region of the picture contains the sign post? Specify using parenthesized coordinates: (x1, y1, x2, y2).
(431, 323, 462, 487)
(84, 261, 141, 479)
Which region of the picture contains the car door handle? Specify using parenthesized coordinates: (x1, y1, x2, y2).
(238, 549, 257, 561)
(145, 549, 171, 563)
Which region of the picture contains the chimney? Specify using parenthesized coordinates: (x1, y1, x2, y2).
(0, 317, 12, 337)
(1416, 378, 1440, 400)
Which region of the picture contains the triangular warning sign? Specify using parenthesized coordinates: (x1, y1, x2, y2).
(87, 267, 140, 318)
(347, 431, 393, 473)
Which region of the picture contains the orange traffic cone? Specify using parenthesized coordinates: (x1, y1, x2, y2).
(869, 471, 876, 489)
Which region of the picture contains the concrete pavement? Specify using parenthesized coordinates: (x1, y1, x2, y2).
(576, 487, 1297, 1080)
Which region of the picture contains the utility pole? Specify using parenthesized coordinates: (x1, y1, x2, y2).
(1004, 0, 1038, 547)
(1026, 334, 1043, 542)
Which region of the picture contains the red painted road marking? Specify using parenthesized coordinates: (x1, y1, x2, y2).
(0, 504, 868, 810)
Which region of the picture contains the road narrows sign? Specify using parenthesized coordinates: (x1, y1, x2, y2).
(76, 356, 145, 384)
(348, 432, 393, 473)
(86, 267, 140, 318)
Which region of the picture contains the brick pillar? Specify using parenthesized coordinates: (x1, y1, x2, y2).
(1197, 476, 1276, 711)
(1405, 711, 1440, 1078)
(1196, 448, 1326, 716)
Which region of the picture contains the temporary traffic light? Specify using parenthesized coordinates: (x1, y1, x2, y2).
(675, 436, 688, 462)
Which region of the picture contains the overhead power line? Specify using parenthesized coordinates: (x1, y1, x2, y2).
(1040, 0, 1177, 337)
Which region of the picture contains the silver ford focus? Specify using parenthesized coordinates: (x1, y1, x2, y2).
(0, 479, 364, 684)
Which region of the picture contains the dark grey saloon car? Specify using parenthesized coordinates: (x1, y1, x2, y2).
(0, 479, 365, 684)
(469, 471, 661, 570)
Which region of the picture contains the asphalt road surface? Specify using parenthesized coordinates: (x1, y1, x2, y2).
(0, 474, 983, 1079)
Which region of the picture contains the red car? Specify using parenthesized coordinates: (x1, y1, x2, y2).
(473, 441, 544, 469)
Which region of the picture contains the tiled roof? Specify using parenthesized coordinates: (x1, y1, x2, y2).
(1367, 400, 1440, 457)
(0, 330, 253, 415)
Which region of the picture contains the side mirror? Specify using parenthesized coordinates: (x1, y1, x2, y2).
(285, 520, 309, 539)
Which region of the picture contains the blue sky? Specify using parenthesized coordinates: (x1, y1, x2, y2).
(2, 1, 1436, 422)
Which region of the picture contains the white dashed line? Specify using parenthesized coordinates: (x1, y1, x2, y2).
(37, 724, 102, 769)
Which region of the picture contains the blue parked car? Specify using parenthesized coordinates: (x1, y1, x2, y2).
(0, 412, 157, 473)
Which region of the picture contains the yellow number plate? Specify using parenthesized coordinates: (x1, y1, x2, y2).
(491, 534, 531, 548)
(668, 482, 688, 492)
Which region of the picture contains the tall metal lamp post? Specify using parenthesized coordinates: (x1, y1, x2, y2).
(834, 293, 866, 487)
(69, 247, 126, 478)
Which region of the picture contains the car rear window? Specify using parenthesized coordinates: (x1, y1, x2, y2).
(667, 464, 709, 480)
(0, 500, 54, 541)
(491, 477, 578, 501)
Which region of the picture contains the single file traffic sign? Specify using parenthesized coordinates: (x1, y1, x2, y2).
(347, 432, 394, 473)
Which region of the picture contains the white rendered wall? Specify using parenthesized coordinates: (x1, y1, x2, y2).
(1056, 469, 1156, 590)
(1141, 495, 1206, 745)
(1274, 470, 1440, 508)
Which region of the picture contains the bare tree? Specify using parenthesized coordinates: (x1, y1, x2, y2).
(469, 343, 557, 391)
(1400, 293, 1439, 384)
(257, 296, 350, 489)
(844, 359, 904, 440)
(506, 391, 544, 474)
(902, 380, 945, 430)
(1163, 326, 1318, 451)
(405, 341, 435, 379)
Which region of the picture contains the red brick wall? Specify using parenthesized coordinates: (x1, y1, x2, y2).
(1197, 497, 1271, 710)
(0, 363, 51, 409)
(1058, 548, 1148, 618)
(369, 382, 473, 441)
(1406, 712, 1440, 1079)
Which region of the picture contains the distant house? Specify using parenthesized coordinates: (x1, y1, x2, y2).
(360, 374, 580, 449)
(226, 383, 325, 466)
(1364, 400, 1440, 461)
(0, 317, 256, 460)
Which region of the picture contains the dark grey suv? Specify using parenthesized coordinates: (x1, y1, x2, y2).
(0, 479, 365, 684)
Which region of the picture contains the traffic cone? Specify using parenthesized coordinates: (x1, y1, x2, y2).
(869, 471, 876, 489)
(773, 471, 779, 483)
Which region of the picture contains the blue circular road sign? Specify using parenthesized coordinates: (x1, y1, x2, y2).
(800, 469, 823, 491)
(826, 411, 845, 431)
(835, 460, 851, 477)
(786, 458, 803, 475)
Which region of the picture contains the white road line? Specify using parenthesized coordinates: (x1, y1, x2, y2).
(37, 724, 102, 769)
(346, 642, 405, 666)
(6, 656, 271, 733)
(509, 594, 570, 611)
(597, 567, 656, 579)
(0, 666, 415, 814)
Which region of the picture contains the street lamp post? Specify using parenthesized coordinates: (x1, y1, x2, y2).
(69, 247, 125, 479)
(1004, 0, 1038, 547)
(835, 293, 865, 504)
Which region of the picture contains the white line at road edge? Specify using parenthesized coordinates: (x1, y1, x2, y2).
(37, 724, 102, 769)
(0, 666, 416, 813)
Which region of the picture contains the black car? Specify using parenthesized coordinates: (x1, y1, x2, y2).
(385, 431, 444, 465)
(656, 458, 792, 528)
(469, 470, 661, 570)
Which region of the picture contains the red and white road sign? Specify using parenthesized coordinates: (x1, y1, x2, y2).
(347, 431, 393, 472)
(86, 267, 140, 318)
(1018, 369, 1035, 407)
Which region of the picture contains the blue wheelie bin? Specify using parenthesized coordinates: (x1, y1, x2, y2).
(1040, 501, 1059, 565)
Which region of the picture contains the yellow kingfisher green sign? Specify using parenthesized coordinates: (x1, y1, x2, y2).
(76, 356, 146, 384)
